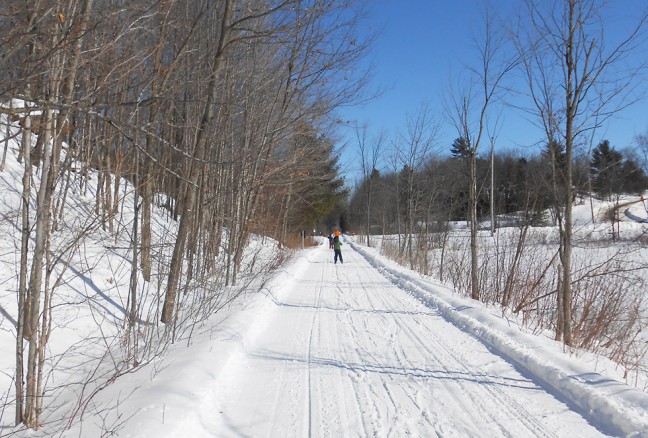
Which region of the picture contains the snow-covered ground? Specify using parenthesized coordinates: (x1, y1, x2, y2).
(28, 237, 647, 437)
(2, 105, 648, 436)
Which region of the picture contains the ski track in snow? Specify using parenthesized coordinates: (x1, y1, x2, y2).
(198, 241, 610, 438)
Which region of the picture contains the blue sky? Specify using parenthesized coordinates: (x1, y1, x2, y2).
(336, 0, 648, 184)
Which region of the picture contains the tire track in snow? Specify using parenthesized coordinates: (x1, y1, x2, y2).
(209, 242, 606, 437)
(304, 256, 328, 437)
(348, 244, 595, 437)
(325, 298, 367, 437)
(367, 262, 559, 436)
(332, 283, 374, 438)
(308, 254, 377, 436)
(358, 278, 435, 434)
(352, 266, 486, 435)
(265, 343, 295, 434)
(336, 274, 385, 434)
(332, 263, 442, 435)
(315, 259, 397, 435)
(390, 299, 551, 436)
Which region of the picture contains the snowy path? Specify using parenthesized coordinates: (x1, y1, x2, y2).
(209, 242, 606, 437)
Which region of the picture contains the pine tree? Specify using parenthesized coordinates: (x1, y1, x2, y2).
(591, 140, 623, 199)
(450, 136, 471, 160)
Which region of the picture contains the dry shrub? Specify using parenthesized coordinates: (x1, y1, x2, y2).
(569, 250, 648, 381)
(376, 227, 648, 386)
(380, 237, 404, 265)
(283, 234, 318, 249)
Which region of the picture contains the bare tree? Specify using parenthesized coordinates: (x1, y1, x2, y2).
(161, 0, 236, 325)
(16, 102, 32, 427)
(355, 125, 384, 246)
(516, 0, 648, 346)
(392, 104, 439, 268)
(157, 0, 370, 322)
(446, 6, 517, 301)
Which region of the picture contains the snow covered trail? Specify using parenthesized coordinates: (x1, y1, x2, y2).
(208, 241, 607, 437)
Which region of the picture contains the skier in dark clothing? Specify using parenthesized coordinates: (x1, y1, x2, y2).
(328, 234, 334, 249)
(333, 235, 343, 264)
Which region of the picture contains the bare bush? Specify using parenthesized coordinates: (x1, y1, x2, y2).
(378, 225, 648, 386)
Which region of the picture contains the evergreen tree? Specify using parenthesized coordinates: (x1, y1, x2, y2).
(621, 159, 648, 195)
(591, 140, 624, 198)
(288, 127, 348, 233)
(450, 136, 472, 160)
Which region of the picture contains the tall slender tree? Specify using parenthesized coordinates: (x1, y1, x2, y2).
(516, 0, 648, 345)
(446, 6, 517, 301)
(356, 126, 384, 246)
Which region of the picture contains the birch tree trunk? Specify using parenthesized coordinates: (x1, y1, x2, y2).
(24, 107, 53, 429)
(468, 150, 479, 300)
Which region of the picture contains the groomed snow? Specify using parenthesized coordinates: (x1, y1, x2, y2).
(56, 237, 648, 437)
(2, 102, 648, 436)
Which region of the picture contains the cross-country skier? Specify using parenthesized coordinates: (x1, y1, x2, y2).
(333, 235, 343, 264)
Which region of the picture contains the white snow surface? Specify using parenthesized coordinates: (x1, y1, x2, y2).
(51, 238, 648, 438)
(2, 104, 648, 436)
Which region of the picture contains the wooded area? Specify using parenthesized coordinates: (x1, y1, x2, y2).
(1, 0, 365, 429)
(2, 0, 648, 432)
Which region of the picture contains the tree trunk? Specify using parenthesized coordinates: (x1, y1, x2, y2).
(560, 0, 576, 347)
(162, 0, 234, 325)
(24, 108, 54, 429)
(469, 152, 479, 301)
(15, 107, 32, 426)
(128, 148, 140, 366)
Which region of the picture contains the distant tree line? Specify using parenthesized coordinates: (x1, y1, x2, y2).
(348, 139, 648, 235)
